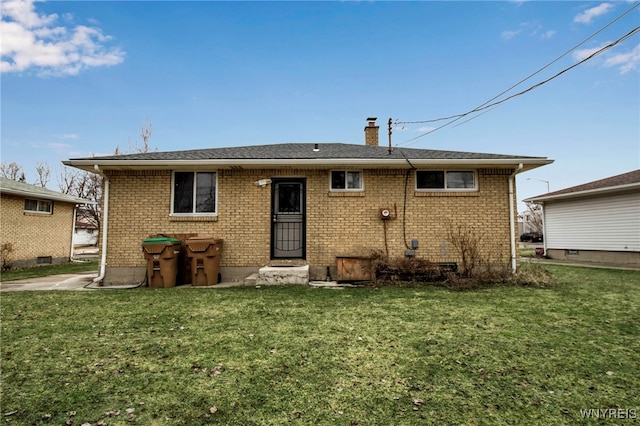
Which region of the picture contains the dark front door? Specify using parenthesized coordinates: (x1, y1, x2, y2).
(271, 179, 306, 259)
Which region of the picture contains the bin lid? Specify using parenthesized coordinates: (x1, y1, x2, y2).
(143, 236, 181, 245)
(185, 236, 222, 243)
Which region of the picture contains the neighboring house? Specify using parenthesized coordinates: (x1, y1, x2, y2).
(524, 169, 640, 266)
(0, 177, 95, 269)
(518, 206, 544, 236)
(74, 218, 99, 247)
(64, 118, 552, 285)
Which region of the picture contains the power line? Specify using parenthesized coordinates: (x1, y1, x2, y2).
(394, 2, 640, 145)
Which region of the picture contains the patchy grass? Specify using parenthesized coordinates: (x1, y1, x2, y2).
(0, 260, 99, 282)
(519, 247, 537, 258)
(1, 265, 639, 425)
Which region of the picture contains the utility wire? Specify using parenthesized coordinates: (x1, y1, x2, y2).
(394, 1, 640, 144)
(399, 25, 639, 145)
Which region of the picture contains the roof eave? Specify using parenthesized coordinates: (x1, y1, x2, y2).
(1, 187, 96, 204)
(524, 182, 640, 203)
(63, 158, 553, 172)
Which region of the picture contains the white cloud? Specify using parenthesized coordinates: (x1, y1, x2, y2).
(1, 0, 125, 76)
(416, 126, 436, 133)
(501, 29, 522, 40)
(574, 3, 614, 24)
(56, 133, 79, 140)
(45, 142, 72, 150)
(540, 30, 557, 40)
(604, 43, 640, 74)
(573, 42, 610, 61)
(573, 42, 640, 74)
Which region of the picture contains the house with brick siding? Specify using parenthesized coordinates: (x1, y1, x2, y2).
(0, 177, 95, 269)
(64, 118, 552, 285)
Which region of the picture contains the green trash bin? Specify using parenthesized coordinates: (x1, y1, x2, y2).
(142, 237, 182, 288)
(185, 237, 223, 286)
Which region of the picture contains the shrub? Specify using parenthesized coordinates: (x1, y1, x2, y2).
(1, 242, 14, 271)
(372, 251, 445, 285)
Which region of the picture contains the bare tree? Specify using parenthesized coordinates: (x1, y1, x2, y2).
(59, 120, 155, 231)
(522, 202, 544, 234)
(34, 161, 50, 187)
(116, 118, 154, 155)
(0, 162, 26, 182)
(58, 167, 102, 229)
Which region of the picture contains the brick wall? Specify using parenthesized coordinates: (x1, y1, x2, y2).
(103, 167, 517, 281)
(1, 193, 75, 267)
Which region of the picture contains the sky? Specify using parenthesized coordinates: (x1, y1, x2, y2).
(1, 0, 639, 213)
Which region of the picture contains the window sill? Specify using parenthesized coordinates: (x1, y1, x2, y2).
(328, 192, 365, 197)
(24, 211, 53, 216)
(414, 191, 478, 197)
(169, 215, 219, 222)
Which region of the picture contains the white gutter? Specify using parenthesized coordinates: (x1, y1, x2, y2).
(93, 165, 109, 285)
(540, 203, 548, 256)
(509, 163, 524, 273)
(70, 205, 78, 260)
(64, 157, 553, 171)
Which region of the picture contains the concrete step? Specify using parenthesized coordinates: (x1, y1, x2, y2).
(256, 265, 309, 286)
(243, 273, 259, 286)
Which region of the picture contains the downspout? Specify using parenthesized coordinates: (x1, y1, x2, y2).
(93, 165, 109, 285)
(70, 204, 78, 260)
(540, 202, 548, 256)
(509, 163, 524, 274)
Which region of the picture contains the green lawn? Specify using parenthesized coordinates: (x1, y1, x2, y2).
(0, 260, 99, 282)
(1, 265, 639, 425)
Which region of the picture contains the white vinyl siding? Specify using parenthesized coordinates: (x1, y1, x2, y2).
(544, 191, 640, 252)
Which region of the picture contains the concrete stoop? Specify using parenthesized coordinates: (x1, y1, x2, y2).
(255, 265, 309, 286)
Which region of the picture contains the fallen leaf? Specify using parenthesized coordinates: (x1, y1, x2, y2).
(606, 371, 614, 376)
(270, 348, 277, 354)
(210, 406, 218, 414)
(4, 411, 18, 416)
(126, 408, 135, 415)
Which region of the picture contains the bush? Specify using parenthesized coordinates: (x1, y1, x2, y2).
(510, 263, 556, 287)
(1, 242, 14, 271)
(372, 250, 555, 291)
(372, 251, 446, 285)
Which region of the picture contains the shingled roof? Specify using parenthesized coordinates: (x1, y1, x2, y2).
(64, 143, 552, 172)
(0, 177, 95, 204)
(525, 169, 640, 203)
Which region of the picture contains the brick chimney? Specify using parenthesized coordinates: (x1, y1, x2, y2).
(364, 117, 379, 146)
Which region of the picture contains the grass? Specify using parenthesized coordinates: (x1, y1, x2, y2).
(1, 265, 639, 425)
(0, 260, 99, 282)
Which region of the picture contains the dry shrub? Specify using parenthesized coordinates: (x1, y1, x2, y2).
(1, 242, 14, 271)
(372, 251, 445, 285)
(510, 263, 556, 287)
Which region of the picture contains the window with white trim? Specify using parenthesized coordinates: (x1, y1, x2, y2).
(24, 199, 52, 214)
(330, 170, 363, 191)
(416, 170, 477, 191)
(172, 171, 217, 215)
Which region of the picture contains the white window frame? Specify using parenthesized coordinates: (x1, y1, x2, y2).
(329, 170, 364, 192)
(170, 171, 218, 216)
(24, 198, 53, 214)
(415, 170, 478, 192)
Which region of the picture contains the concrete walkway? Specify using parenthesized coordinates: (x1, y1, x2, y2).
(0, 272, 99, 292)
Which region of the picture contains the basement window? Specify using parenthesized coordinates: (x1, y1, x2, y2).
(24, 199, 53, 214)
(171, 171, 217, 215)
(330, 170, 363, 191)
(416, 170, 477, 191)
